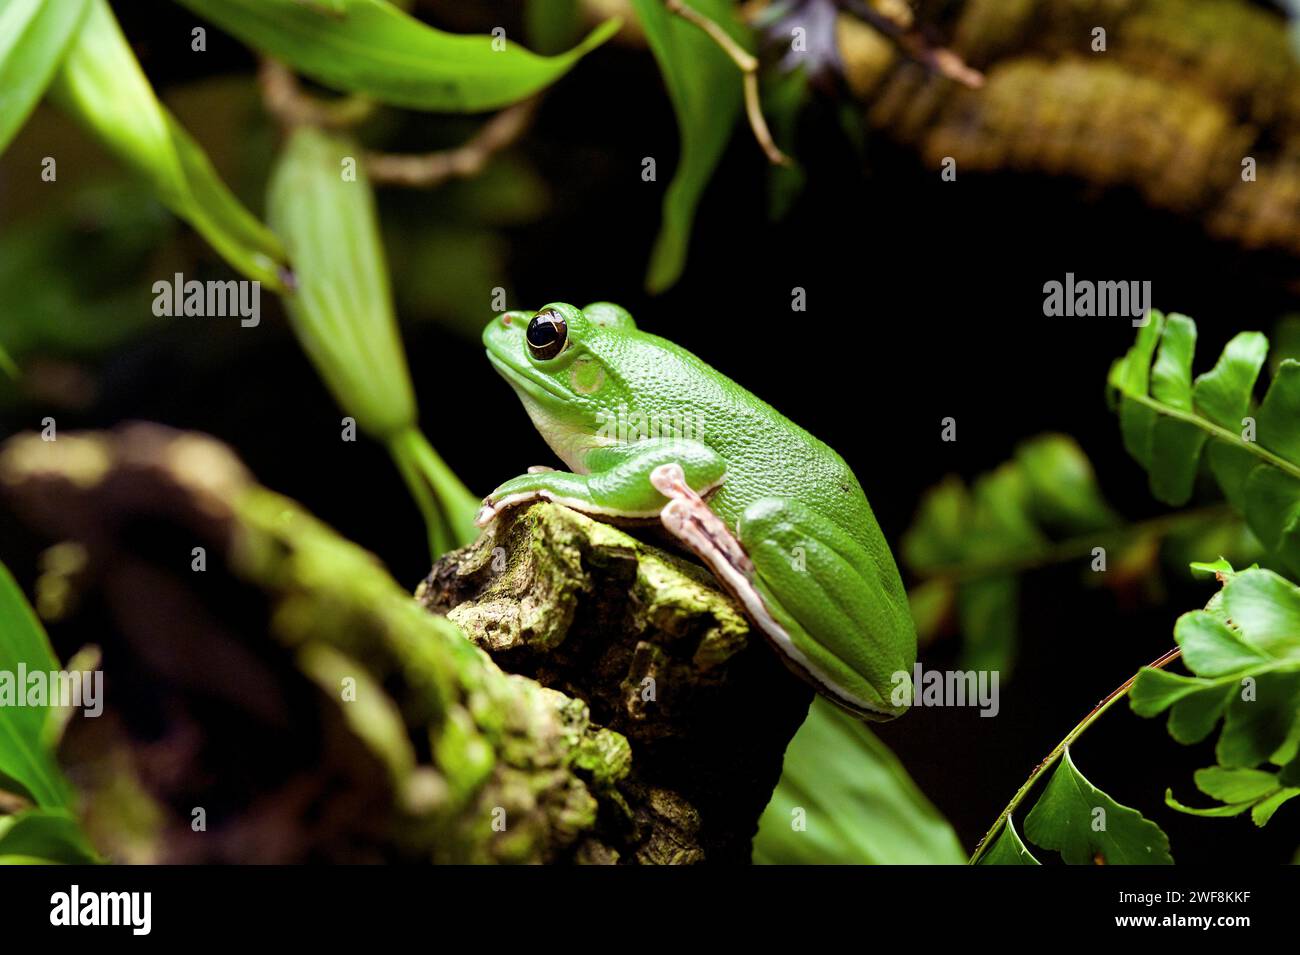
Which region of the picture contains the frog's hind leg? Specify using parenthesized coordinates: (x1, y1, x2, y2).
(650, 464, 914, 719)
(737, 498, 916, 719)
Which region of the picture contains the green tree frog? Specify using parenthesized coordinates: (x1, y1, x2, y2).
(479, 302, 916, 719)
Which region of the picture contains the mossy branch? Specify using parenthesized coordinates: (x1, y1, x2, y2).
(0, 424, 809, 863)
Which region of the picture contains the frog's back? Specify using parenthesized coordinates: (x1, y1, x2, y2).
(620, 332, 880, 551)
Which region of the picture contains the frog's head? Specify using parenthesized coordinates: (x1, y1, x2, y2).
(484, 302, 640, 471)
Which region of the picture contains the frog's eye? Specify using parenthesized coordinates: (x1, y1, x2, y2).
(526, 308, 568, 360)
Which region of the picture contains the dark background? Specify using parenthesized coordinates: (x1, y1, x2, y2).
(1, 0, 1297, 863)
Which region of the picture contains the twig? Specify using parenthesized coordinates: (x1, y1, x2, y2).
(664, 0, 792, 166)
(257, 58, 374, 129)
(966, 646, 1183, 864)
(845, 0, 984, 89)
(363, 97, 540, 188)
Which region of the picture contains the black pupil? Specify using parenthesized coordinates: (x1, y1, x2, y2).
(526, 310, 567, 358)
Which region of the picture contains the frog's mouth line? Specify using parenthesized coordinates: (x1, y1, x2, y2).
(485, 350, 569, 402)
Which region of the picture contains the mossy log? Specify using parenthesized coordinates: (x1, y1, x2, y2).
(0, 424, 810, 863)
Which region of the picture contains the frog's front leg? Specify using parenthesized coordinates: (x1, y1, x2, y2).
(476, 439, 726, 526)
(651, 464, 916, 720)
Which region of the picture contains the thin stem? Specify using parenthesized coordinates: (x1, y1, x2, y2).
(918, 503, 1235, 585)
(258, 58, 374, 129)
(389, 431, 454, 559)
(364, 97, 539, 188)
(843, 0, 984, 89)
(664, 0, 792, 166)
(967, 646, 1183, 864)
(1127, 391, 1300, 483)
(401, 429, 480, 550)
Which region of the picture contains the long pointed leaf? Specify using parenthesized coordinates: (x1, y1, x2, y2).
(48, 0, 288, 289)
(0, 563, 72, 809)
(0, 0, 89, 155)
(173, 0, 619, 112)
(631, 0, 745, 292)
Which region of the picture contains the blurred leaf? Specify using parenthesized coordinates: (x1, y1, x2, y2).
(48, 0, 287, 288)
(631, 0, 745, 292)
(0, 180, 170, 370)
(0, 808, 99, 864)
(0, 342, 16, 379)
(902, 434, 1124, 676)
(1271, 315, 1300, 374)
(174, 0, 619, 112)
(1109, 311, 1300, 577)
(907, 577, 952, 646)
(754, 698, 965, 864)
(0, 563, 72, 809)
(763, 65, 808, 221)
(387, 226, 510, 337)
(429, 156, 550, 226)
(525, 0, 582, 55)
(268, 127, 416, 438)
(0, 0, 88, 155)
(1022, 748, 1173, 864)
(977, 817, 1039, 865)
(267, 127, 478, 555)
(1131, 567, 1300, 825)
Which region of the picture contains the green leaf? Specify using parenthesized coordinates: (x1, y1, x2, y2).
(977, 818, 1040, 865)
(1133, 568, 1300, 826)
(0, 808, 99, 864)
(754, 698, 965, 864)
(0, 0, 89, 155)
(1252, 788, 1300, 825)
(956, 575, 1018, 676)
(763, 66, 809, 222)
(1164, 788, 1253, 818)
(267, 128, 478, 555)
(1110, 313, 1300, 575)
(1189, 557, 1237, 578)
(1195, 765, 1281, 803)
(1175, 610, 1273, 676)
(632, 0, 745, 292)
(48, 0, 288, 288)
(1166, 767, 1300, 826)
(268, 127, 416, 439)
(524, 0, 582, 55)
(0, 563, 72, 809)
(902, 434, 1131, 676)
(1220, 569, 1300, 658)
(174, 0, 618, 112)
(1193, 331, 1269, 429)
(1217, 670, 1300, 768)
(1022, 748, 1173, 864)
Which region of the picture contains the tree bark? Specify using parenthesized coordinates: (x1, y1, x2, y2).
(0, 424, 809, 863)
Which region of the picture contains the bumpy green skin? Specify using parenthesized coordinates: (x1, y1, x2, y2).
(482, 302, 916, 717)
